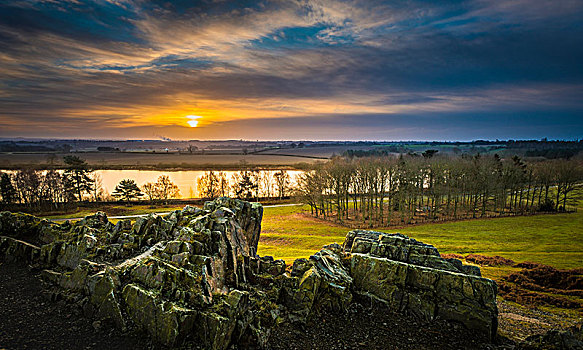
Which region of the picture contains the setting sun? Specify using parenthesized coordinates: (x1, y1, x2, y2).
(186, 115, 202, 127)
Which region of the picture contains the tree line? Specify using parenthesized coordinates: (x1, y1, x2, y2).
(0, 155, 183, 208)
(0, 156, 297, 210)
(296, 154, 583, 227)
(196, 169, 292, 200)
(0, 156, 100, 210)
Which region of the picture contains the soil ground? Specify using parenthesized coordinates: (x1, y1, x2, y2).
(2, 257, 575, 350)
(0, 258, 152, 350)
(268, 302, 506, 350)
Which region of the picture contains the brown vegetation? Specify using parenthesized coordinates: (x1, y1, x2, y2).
(499, 263, 583, 309)
(465, 254, 516, 267)
(439, 253, 464, 260)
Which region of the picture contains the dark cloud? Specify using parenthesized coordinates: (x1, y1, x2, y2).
(0, 0, 581, 140)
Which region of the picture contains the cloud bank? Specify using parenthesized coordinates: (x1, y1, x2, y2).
(0, 0, 582, 140)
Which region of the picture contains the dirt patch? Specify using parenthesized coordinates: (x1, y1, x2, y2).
(0, 258, 152, 350)
(267, 301, 505, 350)
(465, 254, 515, 267)
(499, 312, 551, 326)
(497, 298, 582, 343)
(498, 263, 583, 310)
(440, 253, 464, 260)
(499, 284, 582, 309)
(510, 264, 583, 293)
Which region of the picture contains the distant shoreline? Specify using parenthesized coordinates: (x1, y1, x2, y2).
(0, 163, 309, 171)
(0, 151, 324, 171)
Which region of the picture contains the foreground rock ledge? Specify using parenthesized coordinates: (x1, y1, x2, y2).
(0, 199, 498, 348)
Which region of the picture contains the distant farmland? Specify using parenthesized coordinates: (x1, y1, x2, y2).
(0, 152, 326, 170)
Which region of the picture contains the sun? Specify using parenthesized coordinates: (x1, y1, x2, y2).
(186, 115, 202, 127)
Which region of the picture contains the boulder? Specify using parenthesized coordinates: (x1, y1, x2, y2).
(345, 230, 498, 340)
(286, 245, 353, 321)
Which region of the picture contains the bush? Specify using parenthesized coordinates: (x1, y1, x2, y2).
(537, 199, 555, 212)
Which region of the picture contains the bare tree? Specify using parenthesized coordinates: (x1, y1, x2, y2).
(14, 169, 42, 207)
(274, 170, 290, 199)
(90, 173, 106, 201)
(143, 182, 158, 201)
(554, 159, 582, 211)
(260, 171, 275, 198)
(156, 175, 180, 201)
(143, 175, 181, 201)
(296, 153, 582, 228)
(218, 172, 229, 197)
(198, 171, 220, 199)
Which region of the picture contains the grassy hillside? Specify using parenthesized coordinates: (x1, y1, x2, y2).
(258, 205, 583, 270)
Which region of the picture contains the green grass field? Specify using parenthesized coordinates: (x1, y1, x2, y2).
(41, 197, 583, 272)
(258, 205, 583, 270)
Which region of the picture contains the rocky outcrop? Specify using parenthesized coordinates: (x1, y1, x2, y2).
(0, 199, 273, 349)
(0, 200, 499, 348)
(344, 230, 498, 340)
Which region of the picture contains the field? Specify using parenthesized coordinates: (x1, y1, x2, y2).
(0, 152, 321, 170)
(42, 203, 186, 221)
(258, 205, 583, 270)
(0, 143, 507, 170)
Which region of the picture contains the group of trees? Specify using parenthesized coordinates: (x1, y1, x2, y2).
(0, 156, 101, 209)
(0, 156, 184, 207)
(297, 154, 583, 227)
(0, 156, 295, 209)
(142, 175, 180, 202)
(196, 169, 291, 200)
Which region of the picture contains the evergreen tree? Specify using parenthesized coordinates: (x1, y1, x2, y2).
(232, 170, 258, 199)
(0, 172, 17, 204)
(63, 155, 94, 201)
(112, 179, 143, 202)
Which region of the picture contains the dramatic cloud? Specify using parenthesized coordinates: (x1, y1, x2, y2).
(0, 0, 581, 140)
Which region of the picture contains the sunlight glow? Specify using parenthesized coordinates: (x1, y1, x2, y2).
(186, 115, 202, 127)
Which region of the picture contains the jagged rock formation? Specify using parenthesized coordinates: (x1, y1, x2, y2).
(344, 230, 498, 340)
(0, 199, 499, 348)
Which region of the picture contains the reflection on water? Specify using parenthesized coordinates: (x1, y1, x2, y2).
(96, 170, 303, 199)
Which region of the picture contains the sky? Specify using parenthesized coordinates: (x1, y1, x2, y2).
(0, 0, 582, 141)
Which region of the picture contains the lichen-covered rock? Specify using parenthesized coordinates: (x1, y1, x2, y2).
(345, 230, 498, 340)
(122, 283, 196, 345)
(0, 236, 40, 261)
(0, 211, 62, 243)
(284, 244, 353, 322)
(0, 198, 273, 349)
(0, 203, 500, 348)
(344, 230, 480, 276)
